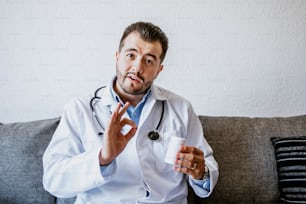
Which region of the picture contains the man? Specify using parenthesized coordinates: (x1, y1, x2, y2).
(43, 21, 218, 204)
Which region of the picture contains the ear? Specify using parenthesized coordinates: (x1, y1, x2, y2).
(115, 51, 119, 61)
(158, 64, 164, 74)
(154, 65, 164, 79)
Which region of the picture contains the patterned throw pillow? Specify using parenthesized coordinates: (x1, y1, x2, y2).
(271, 136, 306, 204)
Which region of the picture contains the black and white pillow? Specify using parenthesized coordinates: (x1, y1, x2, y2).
(271, 136, 306, 204)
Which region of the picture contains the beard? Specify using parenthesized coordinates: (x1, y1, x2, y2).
(116, 69, 152, 96)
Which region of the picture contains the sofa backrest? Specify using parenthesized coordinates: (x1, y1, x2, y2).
(195, 115, 306, 204)
(0, 118, 59, 204)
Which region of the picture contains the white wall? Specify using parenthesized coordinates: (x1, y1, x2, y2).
(1, 0, 305, 123)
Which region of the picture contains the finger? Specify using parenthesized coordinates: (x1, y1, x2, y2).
(175, 157, 193, 168)
(177, 151, 196, 163)
(179, 146, 204, 159)
(124, 126, 137, 141)
(179, 145, 203, 156)
(174, 165, 194, 175)
(111, 102, 129, 122)
(120, 118, 137, 128)
(110, 103, 121, 121)
(176, 154, 199, 169)
(176, 151, 204, 170)
(174, 165, 203, 179)
(118, 102, 130, 119)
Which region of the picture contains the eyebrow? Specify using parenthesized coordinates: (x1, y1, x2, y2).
(125, 48, 158, 61)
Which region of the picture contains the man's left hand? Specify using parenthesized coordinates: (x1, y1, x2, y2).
(174, 145, 205, 180)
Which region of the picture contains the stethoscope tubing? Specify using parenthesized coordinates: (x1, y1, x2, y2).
(90, 86, 164, 140)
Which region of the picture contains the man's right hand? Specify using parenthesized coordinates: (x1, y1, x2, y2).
(99, 102, 137, 165)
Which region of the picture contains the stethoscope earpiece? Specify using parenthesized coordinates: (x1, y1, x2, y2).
(148, 131, 160, 140)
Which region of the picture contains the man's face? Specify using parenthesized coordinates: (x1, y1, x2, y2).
(115, 32, 163, 96)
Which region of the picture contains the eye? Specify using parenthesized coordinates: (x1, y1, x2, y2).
(145, 58, 155, 65)
(126, 53, 134, 59)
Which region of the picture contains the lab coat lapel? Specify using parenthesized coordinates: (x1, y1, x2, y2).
(138, 85, 166, 128)
(138, 97, 156, 127)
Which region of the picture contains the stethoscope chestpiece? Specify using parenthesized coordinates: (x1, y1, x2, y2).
(148, 131, 160, 140)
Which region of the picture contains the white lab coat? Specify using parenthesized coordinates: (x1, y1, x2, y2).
(43, 83, 218, 204)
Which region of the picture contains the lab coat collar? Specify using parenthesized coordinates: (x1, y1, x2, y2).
(150, 84, 167, 101)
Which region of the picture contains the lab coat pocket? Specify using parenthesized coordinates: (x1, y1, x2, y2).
(152, 131, 175, 171)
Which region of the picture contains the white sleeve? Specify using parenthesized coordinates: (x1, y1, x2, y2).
(42, 98, 115, 198)
(186, 105, 219, 198)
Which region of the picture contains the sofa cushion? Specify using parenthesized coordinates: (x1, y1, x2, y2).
(271, 136, 306, 204)
(0, 118, 59, 204)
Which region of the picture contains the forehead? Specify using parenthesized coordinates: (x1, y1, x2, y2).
(121, 32, 162, 58)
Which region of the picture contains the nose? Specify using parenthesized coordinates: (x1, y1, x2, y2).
(132, 58, 143, 74)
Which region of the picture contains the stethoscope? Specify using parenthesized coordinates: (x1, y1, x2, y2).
(90, 86, 164, 141)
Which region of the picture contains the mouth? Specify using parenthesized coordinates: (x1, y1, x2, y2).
(126, 73, 144, 84)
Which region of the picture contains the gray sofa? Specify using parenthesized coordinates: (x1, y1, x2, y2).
(1, 115, 306, 204)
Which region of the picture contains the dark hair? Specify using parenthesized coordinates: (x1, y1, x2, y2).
(119, 22, 169, 63)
